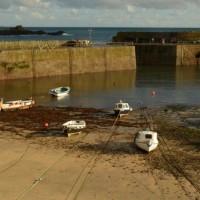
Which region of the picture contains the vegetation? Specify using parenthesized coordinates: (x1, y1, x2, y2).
(1, 61, 29, 72)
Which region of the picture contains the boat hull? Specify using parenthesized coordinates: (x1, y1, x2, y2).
(135, 140, 158, 152)
(49, 92, 69, 97)
(114, 110, 131, 117)
(49, 87, 70, 97)
(62, 120, 86, 137)
(63, 128, 85, 137)
(0, 99, 35, 112)
(134, 130, 159, 152)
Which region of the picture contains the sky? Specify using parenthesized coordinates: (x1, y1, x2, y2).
(0, 0, 200, 27)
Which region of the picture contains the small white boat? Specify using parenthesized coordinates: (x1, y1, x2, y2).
(49, 87, 71, 97)
(113, 100, 132, 117)
(62, 120, 86, 137)
(0, 98, 35, 112)
(134, 129, 159, 152)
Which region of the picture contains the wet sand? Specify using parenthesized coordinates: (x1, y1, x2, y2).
(0, 106, 199, 200)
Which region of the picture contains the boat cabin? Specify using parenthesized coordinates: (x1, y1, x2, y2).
(114, 102, 130, 110)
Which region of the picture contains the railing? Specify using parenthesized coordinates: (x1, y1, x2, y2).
(0, 40, 200, 50)
(0, 41, 64, 50)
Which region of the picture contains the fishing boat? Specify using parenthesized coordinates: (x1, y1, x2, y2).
(134, 129, 159, 152)
(113, 100, 132, 117)
(49, 86, 71, 97)
(62, 120, 86, 137)
(0, 98, 35, 112)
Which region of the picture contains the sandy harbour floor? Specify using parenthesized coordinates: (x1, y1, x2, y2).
(0, 105, 199, 200)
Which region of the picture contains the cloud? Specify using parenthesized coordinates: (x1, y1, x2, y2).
(0, 0, 51, 10)
(0, 0, 199, 27)
(55, 0, 124, 9)
(0, 0, 13, 9)
(49, 15, 55, 21)
(20, 6, 27, 11)
(31, 12, 45, 19)
(17, 0, 51, 9)
(126, 5, 135, 12)
(133, 0, 189, 10)
(0, 0, 200, 11)
(53, 0, 199, 10)
(15, 14, 22, 20)
(71, 8, 80, 14)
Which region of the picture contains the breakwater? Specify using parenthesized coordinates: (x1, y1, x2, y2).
(0, 40, 200, 80)
(0, 41, 136, 80)
(136, 44, 200, 66)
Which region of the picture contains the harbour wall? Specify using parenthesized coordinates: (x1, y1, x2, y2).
(0, 40, 200, 80)
(0, 43, 136, 80)
(136, 44, 200, 66)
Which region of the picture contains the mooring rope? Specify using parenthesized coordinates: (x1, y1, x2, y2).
(65, 111, 121, 200)
(17, 111, 120, 200)
(16, 139, 83, 200)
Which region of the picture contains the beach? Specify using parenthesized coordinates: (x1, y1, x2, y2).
(0, 106, 199, 200)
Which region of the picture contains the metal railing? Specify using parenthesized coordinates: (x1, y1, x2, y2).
(0, 40, 200, 50)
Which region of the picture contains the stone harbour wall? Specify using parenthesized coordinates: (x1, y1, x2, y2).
(135, 44, 200, 66)
(0, 40, 200, 80)
(176, 45, 200, 66)
(0, 45, 136, 80)
(135, 45, 177, 66)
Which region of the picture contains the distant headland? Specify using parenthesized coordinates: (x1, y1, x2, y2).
(0, 25, 65, 36)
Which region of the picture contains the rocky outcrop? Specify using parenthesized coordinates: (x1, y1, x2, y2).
(0, 25, 65, 36)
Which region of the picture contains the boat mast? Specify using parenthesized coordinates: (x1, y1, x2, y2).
(88, 22, 92, 45)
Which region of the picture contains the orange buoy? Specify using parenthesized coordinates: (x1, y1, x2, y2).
(44, 122, 49, 128)
(151, 91, 156, 96)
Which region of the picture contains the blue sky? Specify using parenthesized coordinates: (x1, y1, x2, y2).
(0, 0, 200, 27)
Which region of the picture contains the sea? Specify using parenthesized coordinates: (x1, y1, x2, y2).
(1, 26, 200, 44)
(0, 27, 200, 109)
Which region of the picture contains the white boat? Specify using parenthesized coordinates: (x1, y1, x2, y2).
(0, 98, 35, 112)
(49, 87, 71, 97)
(134, 130, 159, 152)
(62, 120, 86, 136)
(113, 100, 132, 117)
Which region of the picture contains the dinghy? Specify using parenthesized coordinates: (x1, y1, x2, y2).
(49, 86, 71, 97)
(62, 120, 86, 137)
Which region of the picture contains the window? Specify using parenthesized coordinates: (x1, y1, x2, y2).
(145, 134, 152, 139)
